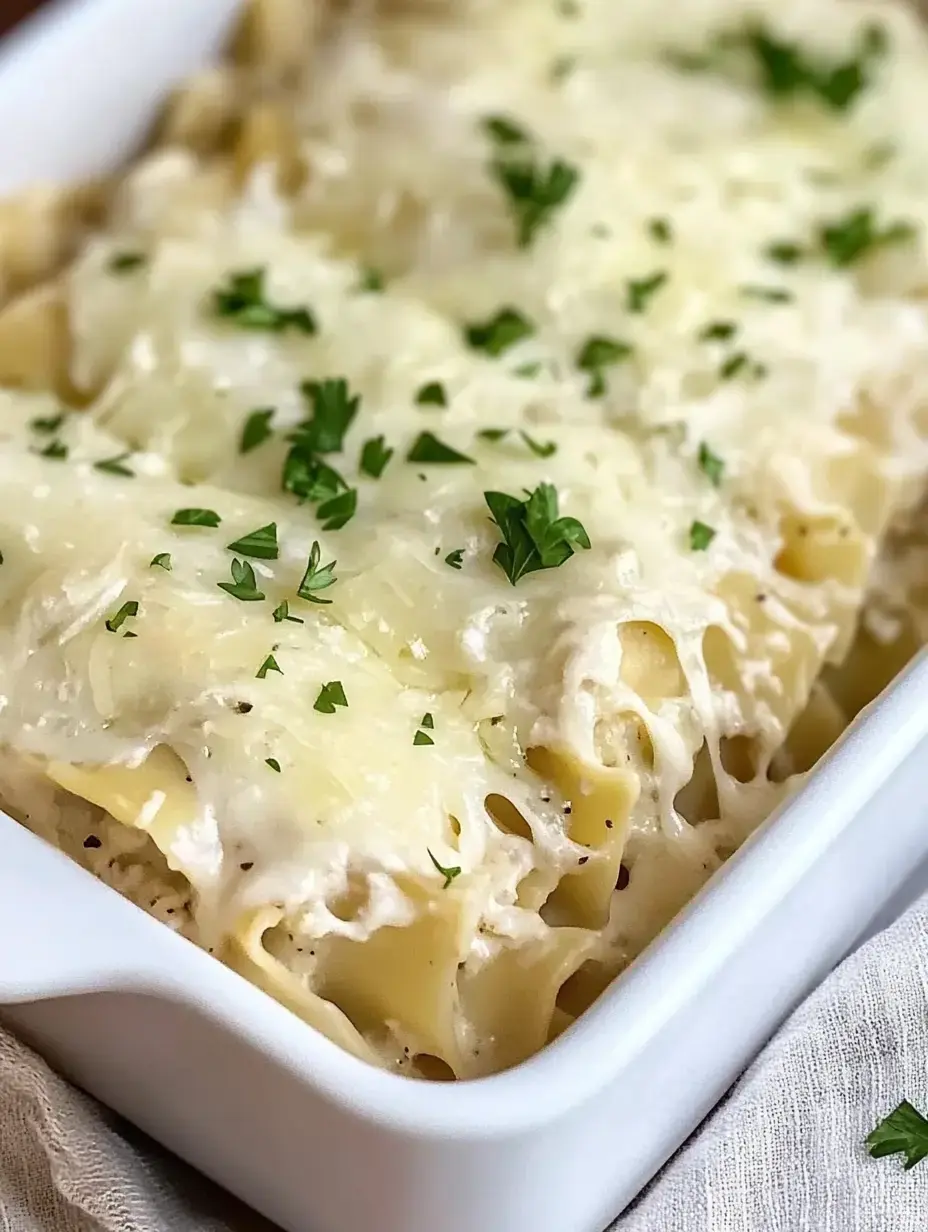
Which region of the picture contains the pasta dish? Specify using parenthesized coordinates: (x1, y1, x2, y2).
(1, 0, 928, 1079)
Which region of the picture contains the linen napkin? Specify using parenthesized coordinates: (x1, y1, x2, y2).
(2, 893, 927, 1232)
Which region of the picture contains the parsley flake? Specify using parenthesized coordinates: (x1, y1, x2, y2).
(297, 541, 337, 604)
(719, 351, 766, 381)
(172, 508, 221, 528)
(272, 600, 304, 624)
(576, 335, 634, 397)
(256, 653, 282, 680)
(766, 241, 803, 266)
(626, 271, 668, 314)
(414, 729, 435, 747)
(521, 431, 557, 458)
(699, 320, 738, 343)
(283, 451, 348, 505)
(37, 440, 68, 460)
(218, 558, 265, 602)
(296, 379, 360, 454)
(30, 412, 65, 434)
(427, 848, 461, 888)
(240, 408, 275, 454)
(698, 442, 725, 487)
(740, 284, 793, 304)
(149, 553, 172, 571)
(314, 680, 348, 713)
(109, 251, 147, 274)
(739, 19, 889, 112)
(465, 307, 536, 357)
(483, 115, 530, 146)
(358, 266, 385, 293)
(93, 453, 134, 477)
(689, 520, 716, 551)
(415, 381, 448, 407)
(817, 207, 915, 268)
(490, 151, 579, 248)
(867, 1100, 928, 1170)
(227, 523, 279, 560)
(485, 483, 591, 586)
(407, 432, 475, 466)
(360, 435, 394, 479)
(420, 712, 434, 729)
(317, 488, 357, 531)
(266, 758, 282, 772)
(648, 217, 673, 245)
(444, 549, 465, 570)
(105, 600, 138, 634)
(211, 267, 316, 334)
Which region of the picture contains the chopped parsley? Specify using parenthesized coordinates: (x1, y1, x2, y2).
(626, 271, 668, 314)
(272, 600, 304, 624)
(444, 549, 465, 569)
(414, 729, 435, 747)
(105, 600, 138, 634)
(172, 508, 221, 528)
(296, 379, 360, 454)
(30, 412, 65, 434)
(648, 217, 673, 245)
(93, 453, 134, 477)
(218, 558, 265, 602)
(210, 267, 317, 334)
(489, 141, 579, 247)
(719, 351, 766, 381)
(576, 335, 634, 397)
(407, 432, 475, 465)
(478, 428, 509, 443)
(240, 408, 275, 454)
(817, 206, 915, 268)
(37, 440, 68, 460)
(297, 541, 337, 604)
(521, 431, 557, 458)
(483, 114, 530, 146)
(689, 520, 716, 551)
(867, 1100, 928, 1170)
(427, 848, 461, 888)
(420, 712, 435, 729)
(699, 320, 738, 343)
(360, 435, 394, 479)
(149, 552, 172, 571)
(256, 653, 282, 679)
(283, 451, 347, 504)
(464, 307, 536, 357)
(317, 488, 357, 531)
(740, 284, 793, 304)
(108, 251, 147, 274)
(266, 758, 282, 772)
(765, 240, 803, 266)
(226, 523, 279, 560)
(314, 680, 348, 713)
(358, 266, 385, 293)
(485, 482, 591, 586)
(698, 441, 724, 487)
(416, 381, 448, 407)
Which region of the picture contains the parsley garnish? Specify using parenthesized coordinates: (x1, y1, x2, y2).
(521, 431, 557, 458)
(738, 19, 888, 112)
(30, 412, 65, 434)
(867, 1101, 928, 1170)
(37, 440, 68, 460)
(483, 115, 530, 146)
(149, 552, 172, 571)
(817, 207, 915, 268)
(283, 452, 347, 504)
(699, 320, 737, 342)
(420, 712, 434, 729)
(296, 379, 360, 454)
(464, 307, 536, 357)
(414, 729, 435, 746)
(266, 758, 281, 772)
(415, 381, 448, 407)
(105, 600, 138, 634)
(314, 680, 348, 713)
(698, 442, 724, 487)
(740, 284, 793, 304)
(240, 408, 275, 454)
(407, 432, 475, 465)
(93, 453, 134, 477)
(360, 436, 393, 478)
(358, 266, 384, 292)
(689, 520, 716, 551)
(626, 271, 668, 314)
(272, 600, 304, 624)
(576, 335, 634, 397)
(297, 541, 337, 604)
(211, 267, 316, 334)
(172, 508, 221, 528)
(485, 482, 591, 586)
(444, 549, 465, 569)
(256, 653, 282, 679)
(227, 523, 279, 560)
(719, 351, 766, 381)
(317, 488, 357, 530)
(648, 217, 673, 244)
(489, 144, 579, 247)
(218, 559, 265, 602)
(427, 848, 461, 888)
(766, 241, 803, 266)
(478, 429, 509, 443)
(109, 251, 147, 274)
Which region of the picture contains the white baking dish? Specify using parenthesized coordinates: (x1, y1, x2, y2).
(2, 4, 928, 1231)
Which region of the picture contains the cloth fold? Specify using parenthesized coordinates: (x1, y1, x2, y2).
(2, 896, 927, 1232)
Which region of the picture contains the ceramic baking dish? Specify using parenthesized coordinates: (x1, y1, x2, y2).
(2, 4, 928, 1231)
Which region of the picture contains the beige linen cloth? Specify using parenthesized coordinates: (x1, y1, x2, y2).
(2, 897, 928, 1232)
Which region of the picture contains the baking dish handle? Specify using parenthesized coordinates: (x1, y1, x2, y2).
(0, 813, 185, 1002)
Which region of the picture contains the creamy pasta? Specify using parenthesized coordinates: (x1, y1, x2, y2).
(1, 0, 928, 1077)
